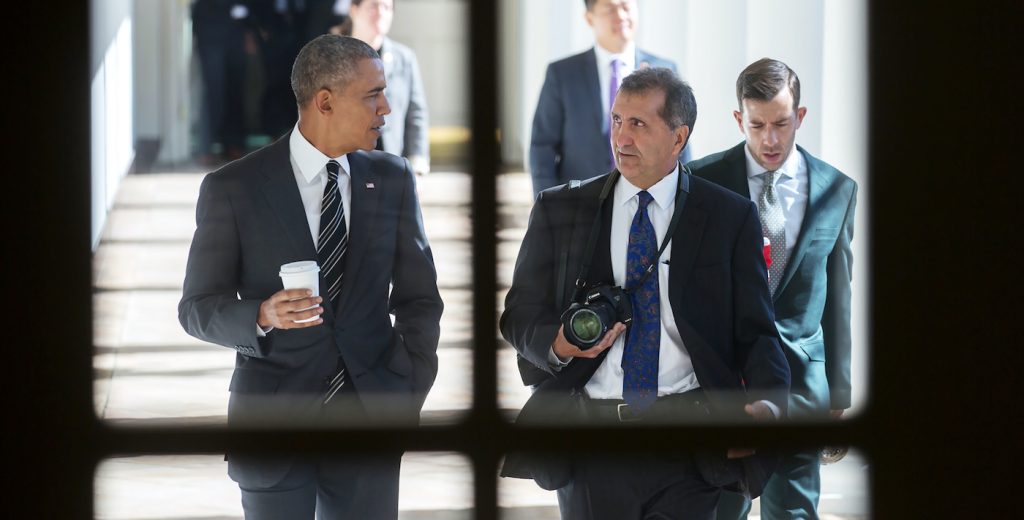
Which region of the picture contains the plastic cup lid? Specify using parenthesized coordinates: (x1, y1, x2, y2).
(279, 260, 320, 275)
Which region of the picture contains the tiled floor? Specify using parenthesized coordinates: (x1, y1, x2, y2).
(92, 169, 868, 519)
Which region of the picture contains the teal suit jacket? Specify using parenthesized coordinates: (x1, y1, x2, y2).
(689, 143, 857, 416)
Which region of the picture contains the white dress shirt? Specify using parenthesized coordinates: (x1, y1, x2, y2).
(289, 124, 352, 241)
(584, 165, 701, 399)
(257, 125, 351, 336)
(594, 42, 636, 133)
(548, 166, 781, 416)
(744, 145, 808, 256)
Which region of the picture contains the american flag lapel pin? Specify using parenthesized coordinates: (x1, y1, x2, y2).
(365, 182, 375, 189)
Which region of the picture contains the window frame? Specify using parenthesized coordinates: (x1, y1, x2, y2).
(19, 1, 906, 518)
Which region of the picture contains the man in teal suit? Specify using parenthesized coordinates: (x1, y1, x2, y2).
(688, 58, 857, 520)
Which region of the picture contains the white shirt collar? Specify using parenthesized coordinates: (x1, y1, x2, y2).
(616, 163, 679, 210)
(594, 41, 636, 71)
(289, 124, 351, 182)
(743, 144, 804, 180)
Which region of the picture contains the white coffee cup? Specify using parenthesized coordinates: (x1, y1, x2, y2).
(278, 261, 321, 323)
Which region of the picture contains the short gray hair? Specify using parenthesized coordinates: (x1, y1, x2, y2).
(291, 35, 380, 107)
(618, 67, 697, 134)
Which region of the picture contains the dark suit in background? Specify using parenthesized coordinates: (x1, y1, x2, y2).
(179, 132, 443, 517)
(249, 0, 305, 137)
(501, 170, 791, 518)
(192, 0, 249, 158)
(690, 143, 856, 519)
(528, 48, 691, 196)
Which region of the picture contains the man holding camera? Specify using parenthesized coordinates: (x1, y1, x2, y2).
(501, 68, 790, 519)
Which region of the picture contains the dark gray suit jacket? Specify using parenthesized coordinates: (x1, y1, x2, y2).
(379, 37, 429, 161)
(178, 133, 443, 483)
(689, 143, 857, 416)
(529, 47, 690, 196)
(500, 170, 791, 496)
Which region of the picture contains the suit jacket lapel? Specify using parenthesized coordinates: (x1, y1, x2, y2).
(721, 143, 752, 199)
(583, 49, 605, 133)
(333, 151, 380, 314)
(668, 175, 707, 320)
(773, 146, 832, 299)
(557, 177, 615, 388)
(635, 49, 654, 70)
(260, 133, 318, 260)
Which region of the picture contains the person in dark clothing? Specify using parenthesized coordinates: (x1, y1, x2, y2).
(192, 0, 250, 164)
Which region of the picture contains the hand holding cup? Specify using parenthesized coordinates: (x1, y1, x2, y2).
(258, 261, 325, 329)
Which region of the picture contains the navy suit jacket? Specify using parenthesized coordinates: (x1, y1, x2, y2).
(689, 143, 857, 415)
(500, 169, 791, 495)
(178, 134, 443, 484)
(529, 47, 691, 197)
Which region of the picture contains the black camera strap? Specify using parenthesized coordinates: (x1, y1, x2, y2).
(571, 170, 619, 302)
(573, 164, 692, 301)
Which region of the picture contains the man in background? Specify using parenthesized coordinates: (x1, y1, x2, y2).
(528, 0, 691, 197)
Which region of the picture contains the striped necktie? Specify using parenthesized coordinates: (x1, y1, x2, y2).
(320, 160, 349, 404)
(319, 160, 348, 309)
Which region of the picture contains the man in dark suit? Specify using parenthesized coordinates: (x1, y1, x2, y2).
(178, 34, 443, 519)
(191, 0, 250, 164)
(688, 58, 857, 520)
(528, 0, 691, 197)
(502, 67, 790, 520)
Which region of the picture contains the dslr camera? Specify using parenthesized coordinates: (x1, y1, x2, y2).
(560, 285, 633, 349)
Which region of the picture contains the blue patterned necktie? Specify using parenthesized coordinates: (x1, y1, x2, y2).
(622, 190, 660, 410)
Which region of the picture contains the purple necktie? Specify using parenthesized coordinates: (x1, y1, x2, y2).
(609, 58, 622, 164)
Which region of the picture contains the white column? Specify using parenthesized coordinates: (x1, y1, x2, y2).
(683, 0, 749, 158)
(634, 0, 688, 75)
(822, 0, 868, 416)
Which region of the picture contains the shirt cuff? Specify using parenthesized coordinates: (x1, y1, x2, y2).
(757, 399, 782, 420)
(256, 324, 273, 337)
(547, 347, 570, 370)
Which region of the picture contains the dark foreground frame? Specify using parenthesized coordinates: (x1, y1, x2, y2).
(12, 1, 1023, 518)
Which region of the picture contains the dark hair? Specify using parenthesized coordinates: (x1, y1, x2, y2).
(735, 58, 801, 111)
(618, 67, 697, 134)
(584, 0, 595, 9)
(291, 34, 380, 106)
(336, 0, 366, 36)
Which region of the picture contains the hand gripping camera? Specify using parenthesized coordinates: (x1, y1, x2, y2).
(558, 168, 689, 350)
(560, 285, 633, 349)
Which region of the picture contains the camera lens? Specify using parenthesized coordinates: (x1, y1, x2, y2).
(570, 308, 603, 344)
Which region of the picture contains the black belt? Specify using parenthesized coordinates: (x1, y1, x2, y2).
(582, 389, 711, 423)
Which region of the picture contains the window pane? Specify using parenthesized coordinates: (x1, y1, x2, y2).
(497, 448, 870, 518)
(95, 452, 474, 519)
(92, 0, 474, 426)
(496, 0, 870, 423)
